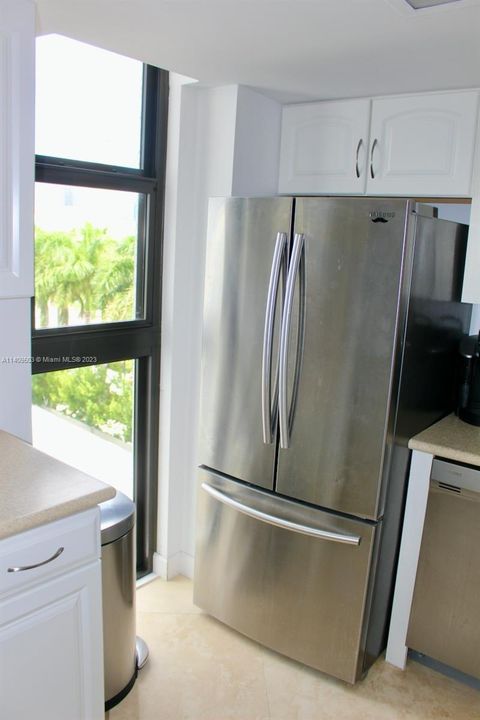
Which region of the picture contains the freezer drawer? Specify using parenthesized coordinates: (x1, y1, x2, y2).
(407, 470, 480, 679)
(194, 468, 377, 684)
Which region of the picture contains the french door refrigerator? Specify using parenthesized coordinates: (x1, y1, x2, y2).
(194, 196, 471, 683)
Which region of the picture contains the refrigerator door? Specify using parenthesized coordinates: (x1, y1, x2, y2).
(194, 468, 377, 684)
(276, 197, 411, 519)
(200, 197, 293, 490)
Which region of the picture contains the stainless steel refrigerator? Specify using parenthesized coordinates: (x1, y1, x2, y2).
(194, 196, 471, 683)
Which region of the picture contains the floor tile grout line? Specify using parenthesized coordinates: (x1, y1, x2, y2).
(260, 649, 272, 720)
(137, 611, 203, 615)
(118, 579, 480, 720)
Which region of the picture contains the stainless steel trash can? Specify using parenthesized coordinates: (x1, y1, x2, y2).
(100, 491, 147, 711)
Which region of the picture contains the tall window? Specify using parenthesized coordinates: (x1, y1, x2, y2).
(32, 35, 168, 576)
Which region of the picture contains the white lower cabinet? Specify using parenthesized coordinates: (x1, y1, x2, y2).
(0, 509, 104, 720)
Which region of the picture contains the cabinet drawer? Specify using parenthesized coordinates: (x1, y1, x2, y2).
(0, 508, 100, 599)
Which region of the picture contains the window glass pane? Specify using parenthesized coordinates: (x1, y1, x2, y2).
(36, 34, 143, 168)
(34, 183, 145, 328)
(32, 361, 135, 499)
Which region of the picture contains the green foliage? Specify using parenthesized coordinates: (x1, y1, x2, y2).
(32, 361, 133, 444)
(33, 224, 136, 443)
(35, 223, 135, 327)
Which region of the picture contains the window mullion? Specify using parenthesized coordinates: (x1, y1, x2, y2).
(31, 325, 159, 374)
(36, 163, 156, 194)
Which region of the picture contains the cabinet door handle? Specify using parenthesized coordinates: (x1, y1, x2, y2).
(7, 546, 65, 573)
(355, 138, 364, 178)
(370, 138, 379, 179)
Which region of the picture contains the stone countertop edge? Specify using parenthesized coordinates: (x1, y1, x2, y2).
(408, 413, 480, 467)
(0, 430, 116, 541)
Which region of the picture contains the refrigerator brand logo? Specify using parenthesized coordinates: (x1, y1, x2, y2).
(369, 211, 396, 223)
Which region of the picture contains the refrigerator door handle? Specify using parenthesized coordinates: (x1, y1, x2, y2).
(262, 231, 288, 444)
(201, 482, 361, 546)
(279, 232, 306, 449)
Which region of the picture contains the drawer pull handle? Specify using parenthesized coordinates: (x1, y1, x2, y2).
(7, 546, 65, 573)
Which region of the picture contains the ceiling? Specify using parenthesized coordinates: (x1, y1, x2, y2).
(34, 0, 480, 102)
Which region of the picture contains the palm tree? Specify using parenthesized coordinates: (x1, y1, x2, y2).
(35, 223, 136, 327)
(35, 228, 76, 327)
(70, 223, 108, 323)
(34, 224, 137, 442)
(98, 234, 135, 321)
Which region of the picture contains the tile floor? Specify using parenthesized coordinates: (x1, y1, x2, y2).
(109, 576, 479, 720)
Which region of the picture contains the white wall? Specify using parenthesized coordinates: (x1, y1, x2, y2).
(462, 106, 480, 305)
(0, 299, 32, 442)
(155, 79, 237, 579)
(232, 86, 282, 196)
(155, 81, 282, 579)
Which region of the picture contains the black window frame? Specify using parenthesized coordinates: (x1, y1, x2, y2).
(32, 64, 168, 577)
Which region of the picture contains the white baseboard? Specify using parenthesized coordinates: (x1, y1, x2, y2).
(153, 551, 194, 580)
(152, 552, 168, 578)
(136, 572, 158, 589)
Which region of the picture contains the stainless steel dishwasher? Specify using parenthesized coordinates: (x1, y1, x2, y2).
(100, 491, 149, 711)
(407, 458, 480, 679)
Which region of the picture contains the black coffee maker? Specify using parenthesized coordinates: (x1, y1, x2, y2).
(457, 332, 480, 426)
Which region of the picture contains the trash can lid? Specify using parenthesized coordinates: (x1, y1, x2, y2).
(100, 490, 135, 545)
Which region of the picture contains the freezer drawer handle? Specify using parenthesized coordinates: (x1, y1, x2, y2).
(201, 483, 361, 546)
(7, 546, 65, 573)
(262, 231, 288, 445)
(279, 232, 306, 449)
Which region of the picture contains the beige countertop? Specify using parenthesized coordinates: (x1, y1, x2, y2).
(408, 413, 480, 467)
(0, 430, 116, 540)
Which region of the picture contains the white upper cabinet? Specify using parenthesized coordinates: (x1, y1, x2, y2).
(367, 91, 479, 197)
(278, 99, 371, 194)
(279, 90, 479, 199)
(0, 0, 34, 298)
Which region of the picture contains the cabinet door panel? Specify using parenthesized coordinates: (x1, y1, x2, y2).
(367, 91, 479, 197)
(0, 562, 104, 720)
(0, 0, 34, 298)
(278, 99, 371, 194)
